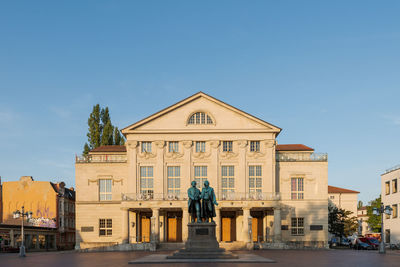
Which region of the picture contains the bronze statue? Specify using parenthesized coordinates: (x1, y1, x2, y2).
(187, 180, 201, 223)
(200, 180, 218, 222)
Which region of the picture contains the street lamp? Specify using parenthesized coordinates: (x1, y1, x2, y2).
(373, 203, 393, 254)
(13, 206, 33, 257)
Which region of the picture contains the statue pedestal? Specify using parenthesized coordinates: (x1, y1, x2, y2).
(167, 222, 238, 259)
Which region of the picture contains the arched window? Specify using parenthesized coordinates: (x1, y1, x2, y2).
(188, 112, 213, 125)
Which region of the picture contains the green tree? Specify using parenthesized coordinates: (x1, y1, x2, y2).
(358, 200, 363, 209)
(329, 206, 358, 237)
(113, 127, 124, 146)
(367, 196, 382, 232)
(83, 104, 125, 154)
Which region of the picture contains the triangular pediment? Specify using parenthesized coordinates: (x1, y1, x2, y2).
(121, 92, 281, 134)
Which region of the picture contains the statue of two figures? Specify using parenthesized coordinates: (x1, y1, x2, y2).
(187, 180, 218, 223)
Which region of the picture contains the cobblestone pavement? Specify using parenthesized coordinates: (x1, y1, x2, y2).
(1, 249, 399, 267)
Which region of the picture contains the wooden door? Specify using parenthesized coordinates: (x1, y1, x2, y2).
(141, 217, 150, 242)
(222, 217, 232, 242)
(168, 218, 177, 242)
(252, 217, 263, 242)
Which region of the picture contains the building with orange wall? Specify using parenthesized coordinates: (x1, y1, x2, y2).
(0, 176, 75, 251)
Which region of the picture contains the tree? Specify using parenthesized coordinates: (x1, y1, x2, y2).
(367, 196, 382, 232)
(83, 104, 125, 154)
(358, 200, 363, 209)
(329, 205, 358, 237)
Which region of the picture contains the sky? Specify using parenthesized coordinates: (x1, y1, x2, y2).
(1, 1, 400, 204)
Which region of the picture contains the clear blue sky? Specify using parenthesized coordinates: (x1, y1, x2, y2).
(1, 1, 399, 205)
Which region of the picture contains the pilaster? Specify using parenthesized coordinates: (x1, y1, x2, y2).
(273, 207, 282, 242)
(182, 208, 189, 241)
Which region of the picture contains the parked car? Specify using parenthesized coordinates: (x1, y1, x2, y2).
(354, 238, 372, 250)
(365, 238, 380, 250)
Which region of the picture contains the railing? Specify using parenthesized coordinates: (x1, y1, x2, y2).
(218, 192, 280, 201)
(383, 164, 400, 175)
(76, 154, 127, 163)
(122, 192, 280, 201)
(276, 152, 328, 162)
(122, 192, 187, 201)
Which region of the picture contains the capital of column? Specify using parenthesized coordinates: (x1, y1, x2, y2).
(154, 141, 165, 149)
(182, 141, 193, 149)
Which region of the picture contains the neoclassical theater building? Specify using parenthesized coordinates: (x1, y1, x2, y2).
(75, 92, 328, 250)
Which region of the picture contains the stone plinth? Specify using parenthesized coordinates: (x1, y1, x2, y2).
(167, 222, 238, 259)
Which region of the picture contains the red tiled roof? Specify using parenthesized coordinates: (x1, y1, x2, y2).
(90, 145, 127, 153)
(328, 185, 360, 194)
(276, 144, 314, 151)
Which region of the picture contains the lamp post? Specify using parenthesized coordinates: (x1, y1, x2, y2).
(13, 206, 33, 257)
(373, 203, 393, 254)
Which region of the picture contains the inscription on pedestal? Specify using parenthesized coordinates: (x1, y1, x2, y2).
(195, 228, 209, 235)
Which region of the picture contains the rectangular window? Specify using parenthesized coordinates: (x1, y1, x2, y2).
(291, 217, 304, 236)
(221, 166, 235, 194)
(141, 142, 152, 153)
(393, 179, 398, 193)
(250, 141, 260, 152)
(99, 219, 112, 236)
(167, 166, 180, 198)
(140, 166, 154, 199)
(249, 166, 262, 194)
(194, 166, 207, 188)
(168, 141, 179, 153)
(99, 179, 112, 201)
(291, 177, 304, 200)
(393, 204, 398, 218)
(330, 196, 335, 199)
(195, 141, 206, 153)
(222, 141, 233, 152)
(386, 181, 390, 195)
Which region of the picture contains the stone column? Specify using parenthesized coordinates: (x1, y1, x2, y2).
(151, 208, 160, 243)
(126, 141, 138, 194)
(121, 208, 129, 244)
(273, 207, 282, 242)
(182, 208, 189, 241)
(242, 208, 251, 243)
(215, 208, 221, 242)
(10, 230, 14, 247)
(154, 141, 165, 198)
(238, 140, 247, 197)
(263, 211, 268, 242)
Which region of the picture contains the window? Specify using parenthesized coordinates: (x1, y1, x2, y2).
(223, 141, 233, 152)
(393, 204, 398, 218)
(330, 196, 335, 199)
(140, 166, 154, 198)
(99, 179, 112, 201)
(221, 166, 235, 194)
(291, 177, 304, 200)
(291, 217, 304, 236)
(194, 166, 207, 188)
(141, 142, 152, 153)
(386, 181, 390, 195)
(195, 141, 206, 152)
(168, 141, 179, 153)
(393, 179, 398, 193)
(249, 166, 262, 193)
(188, 112, 213, 125)
(167, 166, 180, 198)
(99, 219, 112, 236)
(250, 141, 260, 152)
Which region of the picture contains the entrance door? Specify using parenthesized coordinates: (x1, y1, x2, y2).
(252, 217, 263, 242)
(168, 218, 177, 242)
(141, 217, 150, 242)
(222, 217, 232, 241)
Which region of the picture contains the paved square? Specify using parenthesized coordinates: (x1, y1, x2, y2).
(0, 249, 400, 267)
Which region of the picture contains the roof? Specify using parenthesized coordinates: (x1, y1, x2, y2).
(328, 185, 360, 194)
(90, 145, 127, 153)
(121, 91, 282, 135)
(358, 206, 367, 211)
(276, 144, 314, 151)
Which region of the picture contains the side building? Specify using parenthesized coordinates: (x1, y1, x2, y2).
(75, 92, 328, 250)
(0, 176, 76, 251)
(328, 186, 359, 216)
(381, 165, 400, 244)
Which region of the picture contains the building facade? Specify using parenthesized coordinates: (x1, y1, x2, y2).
(328, 186, 359, 216)
(75, 92, 328, 249)
(381, 165, 400, 244)
(357, 207, 371, 236)
(0, 176, 75, 251)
